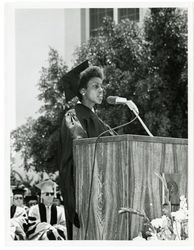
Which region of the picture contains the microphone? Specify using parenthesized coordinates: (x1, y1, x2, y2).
(106, 96, 139, 114)
(106, 96, 128, 105)
(106, 96, 154, 137)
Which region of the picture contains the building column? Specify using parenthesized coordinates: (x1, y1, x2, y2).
(139, 8, 149, 23)
(113, 8, 118, 24)
(81, 8, 90, 44)
(85, 9, 90, 42)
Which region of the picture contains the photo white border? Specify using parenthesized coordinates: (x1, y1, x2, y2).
(2, 0, 194, 249)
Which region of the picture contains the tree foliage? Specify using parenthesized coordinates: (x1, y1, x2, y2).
(142, 8, 188, 137)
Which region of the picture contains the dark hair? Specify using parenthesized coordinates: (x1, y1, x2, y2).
(78, 66, 104, 100)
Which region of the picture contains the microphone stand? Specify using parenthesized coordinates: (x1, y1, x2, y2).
(126, 101, 154, 137)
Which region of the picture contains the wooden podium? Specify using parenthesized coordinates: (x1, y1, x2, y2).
(72, 135, 188, 240)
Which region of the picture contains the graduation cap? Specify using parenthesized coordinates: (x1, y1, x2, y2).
(36, 179, 57, 191)
(25, 195, 38, 203)
(61, 60, 89, 102)
(12, 187, 25, 196)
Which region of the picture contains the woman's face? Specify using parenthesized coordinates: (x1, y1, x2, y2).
(82, 77, 103, 106)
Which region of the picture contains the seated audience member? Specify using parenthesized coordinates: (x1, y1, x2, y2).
(25, 195, 39, 209)
(10, 187, 28, 240)
(27, 179, 67, 240)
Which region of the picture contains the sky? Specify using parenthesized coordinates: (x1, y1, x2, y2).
(15, 9, 66, 128)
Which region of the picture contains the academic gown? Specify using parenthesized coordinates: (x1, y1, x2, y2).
(27, 203, 67, 240)
(58, 103, 114, 239)
(10, 205, 28, 240)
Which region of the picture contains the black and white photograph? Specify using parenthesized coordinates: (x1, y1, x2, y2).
(3, 0, 194, 246)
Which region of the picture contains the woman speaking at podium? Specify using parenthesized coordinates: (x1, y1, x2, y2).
(58, 60, 114, 240)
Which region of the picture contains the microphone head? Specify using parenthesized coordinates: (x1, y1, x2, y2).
(106, 96, 127, 104)
(106, 96, 118, 105)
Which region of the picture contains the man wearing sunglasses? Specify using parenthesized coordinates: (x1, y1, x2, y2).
(27, 179, 67, 240)
(10, 187, 28, 240)
(11, 187, 28, 211)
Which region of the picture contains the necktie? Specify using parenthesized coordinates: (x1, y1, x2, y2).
(46, 206, 51, 223)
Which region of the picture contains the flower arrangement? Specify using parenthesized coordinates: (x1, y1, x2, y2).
(171, 195, 188, 240)
(119, 172, 188, 241)
(119, 195, 188, 240)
